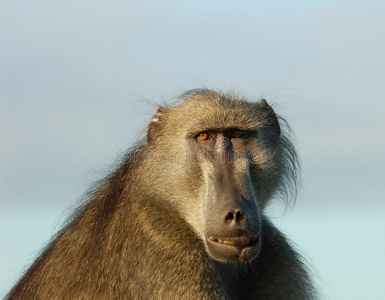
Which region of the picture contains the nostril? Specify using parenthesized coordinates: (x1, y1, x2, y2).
(224, 210, 246, 223)
(235, 210, 245, 222)
(225, 211, 235, 222)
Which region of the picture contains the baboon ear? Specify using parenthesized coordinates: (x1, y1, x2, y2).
(146, 107, 165, 145)
(257, 99, 281, 141)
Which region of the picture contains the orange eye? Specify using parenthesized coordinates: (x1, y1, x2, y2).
(232, 130, 247, 138)
(197, 132, 209, 140)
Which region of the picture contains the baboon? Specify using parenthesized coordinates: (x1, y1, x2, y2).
(7, 89, 318, 299)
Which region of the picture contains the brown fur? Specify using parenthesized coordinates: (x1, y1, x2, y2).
(7, 89, 318, 299)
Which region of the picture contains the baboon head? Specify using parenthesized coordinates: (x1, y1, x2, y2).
(144, 89, 298, 263)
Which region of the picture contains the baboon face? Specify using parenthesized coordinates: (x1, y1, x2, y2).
(146, 90, 282, 262)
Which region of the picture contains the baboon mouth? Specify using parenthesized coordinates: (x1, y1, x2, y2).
(208, 235, 259, 250)
(205, 234, 260, 262)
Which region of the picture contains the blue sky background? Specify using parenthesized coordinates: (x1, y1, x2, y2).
(1, 1, 385, 298)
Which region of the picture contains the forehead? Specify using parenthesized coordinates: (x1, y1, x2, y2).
(164, 91, 265, 135)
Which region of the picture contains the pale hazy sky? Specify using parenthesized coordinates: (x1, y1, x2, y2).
(1, 1, 385, 298)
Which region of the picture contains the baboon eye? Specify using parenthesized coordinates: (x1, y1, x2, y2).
(232, 130, 248, 139)
(197, 132, 210, 141)
(197, 132, 216, 141)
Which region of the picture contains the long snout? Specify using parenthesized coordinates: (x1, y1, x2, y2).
(203, 146, 261, 262)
